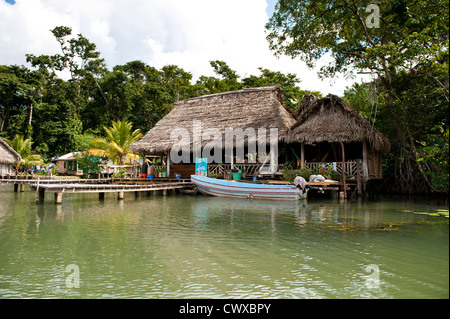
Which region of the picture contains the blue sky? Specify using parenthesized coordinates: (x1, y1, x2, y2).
(0, 0, 365, 95)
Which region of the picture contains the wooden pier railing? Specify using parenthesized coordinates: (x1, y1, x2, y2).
(303, 161, 359, 177)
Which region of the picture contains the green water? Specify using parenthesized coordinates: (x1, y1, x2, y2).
(0, 185, 448, 299)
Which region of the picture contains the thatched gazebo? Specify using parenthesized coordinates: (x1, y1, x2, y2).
(0, 137, 21, 176)
(287, 94, 390, 179)
(131, 86, 297, 177)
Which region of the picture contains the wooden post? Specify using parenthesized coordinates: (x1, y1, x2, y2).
(166, 153, 170, 177)
(362, 141, 369, 179)
(35, 176, 41, 203)
(230, 148, 234, 170)
(300, 143, 305, 168)
(54, 192, 63, 204)
(118, 191, 124, 200)
(37, 188, 45, 204)
(20, 183, 25, 192)
(356, 159, 362, 197)
(99, 192, 105, 200)
(340, 141, 347, 200)
(14, 183, 18, 192)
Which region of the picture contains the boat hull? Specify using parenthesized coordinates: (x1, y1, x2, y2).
(190, 175, 307, 200)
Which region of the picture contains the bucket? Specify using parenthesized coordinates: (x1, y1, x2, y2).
(232, 172, 242, 181)
(147, 175, 154, 179)
(176, 174, 181, 179)
(162, 172, 167, 178)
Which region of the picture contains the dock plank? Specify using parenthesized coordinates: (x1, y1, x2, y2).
(31, 182, 194, 193)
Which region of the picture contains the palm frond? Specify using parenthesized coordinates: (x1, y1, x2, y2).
(93, 120, 143, 164)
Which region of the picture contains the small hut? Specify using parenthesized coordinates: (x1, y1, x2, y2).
(131, 86, 297, 177)
(0, 137, 21, 176)
(287, 94, 390, 180)
(54, 152, 83, 175)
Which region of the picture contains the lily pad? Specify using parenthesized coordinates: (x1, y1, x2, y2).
(436, 210, 449, 217)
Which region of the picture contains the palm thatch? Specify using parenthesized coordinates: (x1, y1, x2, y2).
(287, 94, 390, 153)
(131, 86, 297, 154)
(0, 137, 21, 164)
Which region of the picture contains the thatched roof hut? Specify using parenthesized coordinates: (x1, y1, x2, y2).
(287, 94, 390, 180)
(0, 137, 21, 176)
(287, 94, 390, 153)
(131, 86, 296, 155)
(0, 137, 21, 165)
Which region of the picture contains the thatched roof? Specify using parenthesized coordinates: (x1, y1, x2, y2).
(0, 137, 21, 164)
(287, 94, 390, 153)
(131, 86, 297, 154)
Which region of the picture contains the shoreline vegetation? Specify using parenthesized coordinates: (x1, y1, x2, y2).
(1, 1, 448, 196)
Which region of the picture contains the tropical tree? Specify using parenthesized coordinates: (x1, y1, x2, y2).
(266, 0, 449, 193)
(89, 120, 142, 165)
(7, 134, 44, 172)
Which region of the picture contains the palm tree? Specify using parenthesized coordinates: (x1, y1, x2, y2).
(89, 120, 143, 165)
(7, 134, 44, 173)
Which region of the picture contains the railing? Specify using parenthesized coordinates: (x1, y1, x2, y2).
(303, 161, 360, 177)
(197, 160, 362, 178)
(207, 164, 265, 176)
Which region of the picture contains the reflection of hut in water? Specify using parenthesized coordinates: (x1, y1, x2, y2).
(0, 137, 21, 176)
(287, 94, 390, 180)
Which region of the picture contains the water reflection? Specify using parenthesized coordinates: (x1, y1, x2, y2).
(0, 186, 448, 299)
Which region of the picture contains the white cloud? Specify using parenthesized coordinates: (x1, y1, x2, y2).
(0, 0, 367, 95)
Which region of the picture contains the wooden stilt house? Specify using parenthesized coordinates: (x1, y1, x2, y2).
(131, 86, 297, 177)
(286, 94, 390, 180)
(131, 87, 390, 182)
(0, 137, 21, 176)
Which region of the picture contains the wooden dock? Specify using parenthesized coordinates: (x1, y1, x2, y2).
(1, 175, 356, 202)
(30, 182, 194, 204)
(0, 177, 111, 192)
(0, 176, 194, 204)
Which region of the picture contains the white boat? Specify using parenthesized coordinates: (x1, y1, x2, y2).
(190, 175, 307, 200)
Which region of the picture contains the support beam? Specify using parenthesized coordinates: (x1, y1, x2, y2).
(300, 143, 305, 168)
(356, 159, 362, 197)
(99, 192, 105, 200)
(118, 191, 124, 200)
(20, 183, 25, 192)
(37, 189, 45, 204)
(54, 192, 63, 204)
(362, 141, 369, 178)
(340, 141, 347, 200)
(166, 153, 170, 177)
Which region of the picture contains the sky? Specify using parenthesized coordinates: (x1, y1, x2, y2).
(0, 0, 367, 95)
